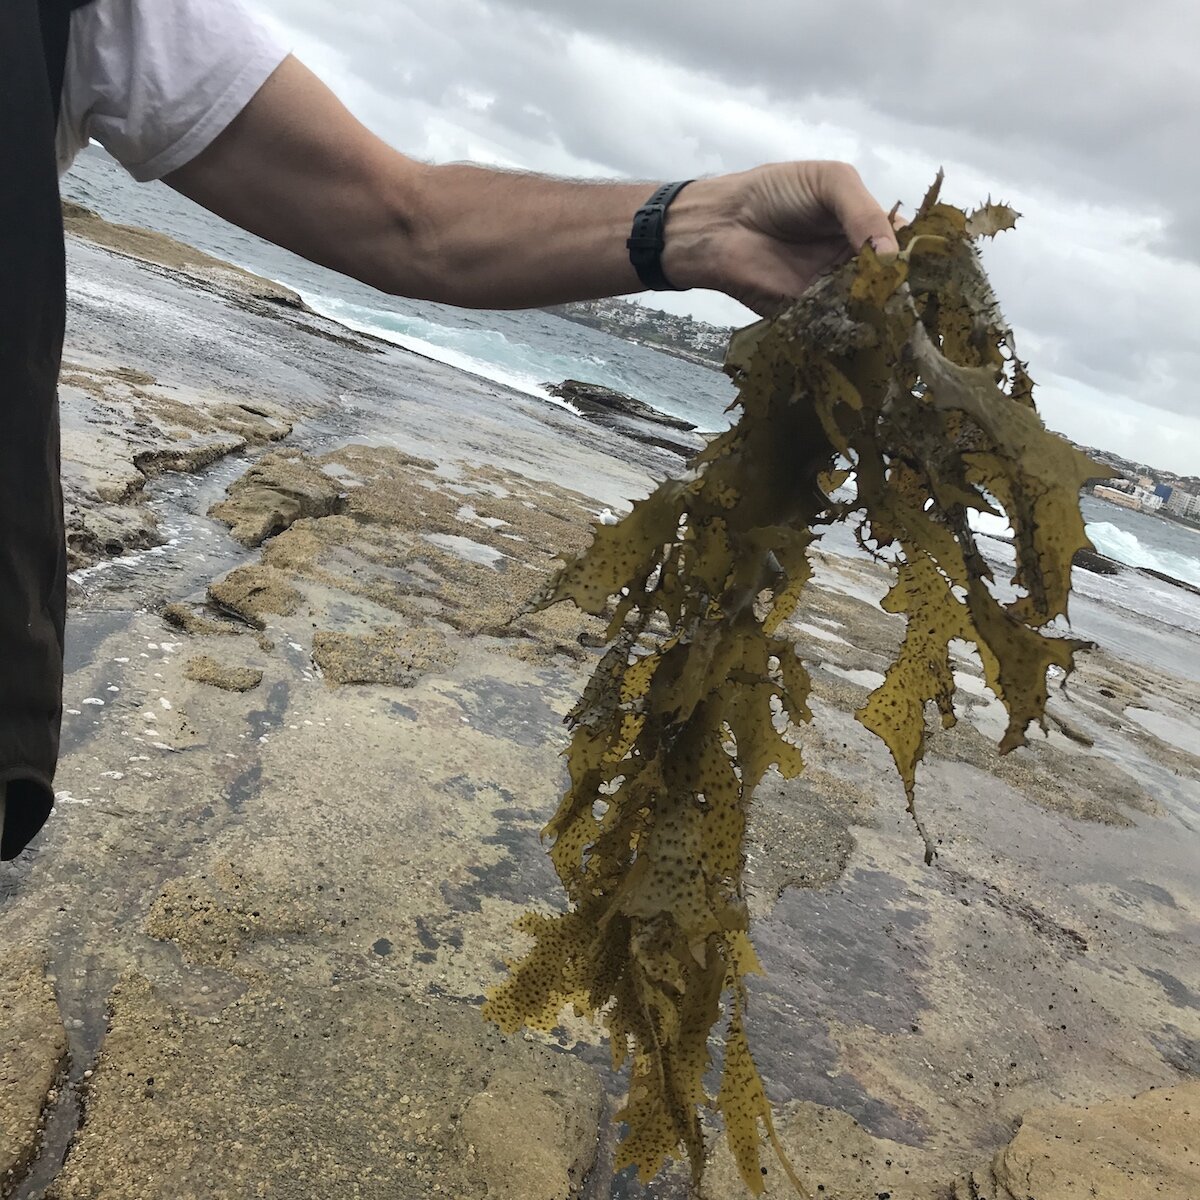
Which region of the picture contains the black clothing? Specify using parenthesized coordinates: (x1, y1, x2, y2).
(0, 0, 95, 860)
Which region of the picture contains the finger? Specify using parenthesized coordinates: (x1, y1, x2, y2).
(820, 164, 899, 257)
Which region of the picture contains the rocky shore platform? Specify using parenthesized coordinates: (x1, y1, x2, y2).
(1, 207, 1197, 1200)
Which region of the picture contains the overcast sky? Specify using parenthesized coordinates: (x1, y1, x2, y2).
(245, 0, 1199, 475)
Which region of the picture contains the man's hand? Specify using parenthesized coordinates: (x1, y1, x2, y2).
(168, 55, 897, 316)
(664, 163, 900, 316)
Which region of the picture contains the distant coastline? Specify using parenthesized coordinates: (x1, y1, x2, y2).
(544, 297, 732, 371)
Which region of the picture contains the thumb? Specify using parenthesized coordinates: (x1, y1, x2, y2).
(819, 164, 899, 257)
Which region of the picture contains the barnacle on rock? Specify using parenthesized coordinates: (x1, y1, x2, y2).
(484, 175, 1106, 1194)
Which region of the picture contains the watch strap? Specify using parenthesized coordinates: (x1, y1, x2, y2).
(627, 180, 693, 291)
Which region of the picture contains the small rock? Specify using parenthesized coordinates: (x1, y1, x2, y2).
(183, 655, 264, 693)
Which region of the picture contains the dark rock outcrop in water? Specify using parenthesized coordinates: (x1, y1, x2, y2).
(546, 379, 696, 430)
(1143, 566, 1200, 597)
(1073, 546, 1123, 575)
(545, 378, 705, 458)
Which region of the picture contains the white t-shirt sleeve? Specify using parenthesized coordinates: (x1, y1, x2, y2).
(57, 0, 290, 182)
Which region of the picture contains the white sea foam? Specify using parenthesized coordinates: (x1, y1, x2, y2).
(300, 293, 717, 432)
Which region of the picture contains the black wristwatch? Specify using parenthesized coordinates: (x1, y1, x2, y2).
(627, 180, 693, 291)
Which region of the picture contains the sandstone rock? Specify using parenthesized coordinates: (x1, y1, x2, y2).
(134, 434, 247, 479)
(207, 565, 301, 629)
(64, 502, 160, 570)
(0, 951, 67, 1192)
(956, 1082, 1200, 1200)
(209, 450, 345, 548)
(312, 627, 451, 687)
(161, 602, 241, 638)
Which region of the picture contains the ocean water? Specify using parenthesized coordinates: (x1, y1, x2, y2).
(60, 148, 735, 434)
(60, 148, 1199, 675)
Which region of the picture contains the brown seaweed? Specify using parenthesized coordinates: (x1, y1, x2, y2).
(483, 175, 1106, 1193)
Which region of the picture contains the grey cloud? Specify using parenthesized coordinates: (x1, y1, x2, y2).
(482, 0, 1200, 248)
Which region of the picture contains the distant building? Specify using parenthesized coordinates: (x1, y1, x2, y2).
(1154, 483, 1173, 503)
(1093, 484, 1163, 513)
(1165, 489, 1200, 521)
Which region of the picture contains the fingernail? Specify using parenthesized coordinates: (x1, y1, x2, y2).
(869, 235, 899, 260)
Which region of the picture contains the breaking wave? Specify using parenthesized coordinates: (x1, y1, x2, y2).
(1086, 521, 1200, 589)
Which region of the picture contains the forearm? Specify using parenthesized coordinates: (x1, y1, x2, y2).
(170, 56, 895, 319)
(169, 58, 728, 310)
(391, 166, 727, 309)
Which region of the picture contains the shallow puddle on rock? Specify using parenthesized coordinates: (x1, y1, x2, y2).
(455, 503, 509, 530)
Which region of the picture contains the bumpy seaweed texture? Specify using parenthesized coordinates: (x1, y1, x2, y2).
(483, 176, 1105, 1193)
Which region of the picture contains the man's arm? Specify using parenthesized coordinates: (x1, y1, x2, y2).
(167, 55, 897, 316)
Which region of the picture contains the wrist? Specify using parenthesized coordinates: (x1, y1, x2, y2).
(658, 175, 738, 293)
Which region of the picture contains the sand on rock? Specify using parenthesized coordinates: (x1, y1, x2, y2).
(0, 951, 67, 1191)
